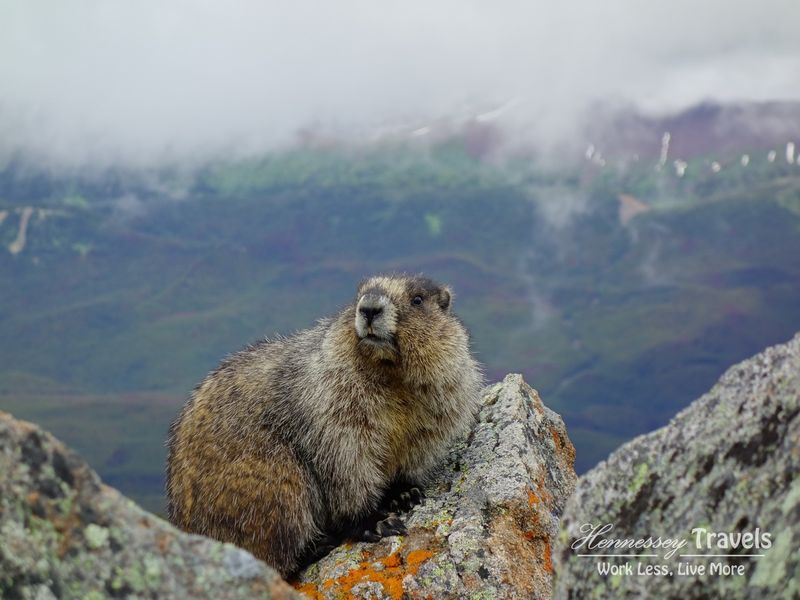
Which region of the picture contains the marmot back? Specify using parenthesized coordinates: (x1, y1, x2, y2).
(166, 275, 483, 576)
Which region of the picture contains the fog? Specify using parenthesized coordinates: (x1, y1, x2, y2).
(2, 0, 799, 169)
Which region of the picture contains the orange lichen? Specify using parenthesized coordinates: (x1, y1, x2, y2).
(294, 545, 436, 599)
(532, 466, 554, 506)
(405, 549, 435, 568)
(488, 508, 550, 597)
(294, 582, 324, 599)
(526, 488, 540, 507)
(26, 491, 40, 505)
(543, 541, 553, 573)
(550, 427, 562, 452)
(553, 426, 577, 467)
(383, 551, 402, 568)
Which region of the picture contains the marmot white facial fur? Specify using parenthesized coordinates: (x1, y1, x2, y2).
(166, 275, 483, 576)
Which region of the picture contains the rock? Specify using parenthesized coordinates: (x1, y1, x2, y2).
(554, 333, 800, 599)
(0, 373, 576, 599)
(295, 374, 577, 599)
(0, 411, 301, 600)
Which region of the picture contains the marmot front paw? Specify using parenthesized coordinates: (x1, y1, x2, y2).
(359, 513, 407, 542)
(385, 486, 425, 513)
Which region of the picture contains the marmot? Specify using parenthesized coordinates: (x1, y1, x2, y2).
(165, 274, 483, 577)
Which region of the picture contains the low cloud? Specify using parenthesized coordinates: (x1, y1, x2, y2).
(1, 0, 799, 169)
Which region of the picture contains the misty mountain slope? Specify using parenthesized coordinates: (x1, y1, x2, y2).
(1, 142, 800, 512)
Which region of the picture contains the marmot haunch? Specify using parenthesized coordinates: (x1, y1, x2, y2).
(165, 274, 483, 576)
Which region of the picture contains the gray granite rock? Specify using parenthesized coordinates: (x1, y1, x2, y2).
(554, 333, 800, 599)
(295, 374, 577, 599)
(0, 373, 577, 599)
(0, 411, 301, 600)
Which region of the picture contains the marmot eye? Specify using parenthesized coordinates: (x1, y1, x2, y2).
(412, 296, 423, 306)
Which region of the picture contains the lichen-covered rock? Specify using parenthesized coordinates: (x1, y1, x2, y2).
(554, 333, 800, 599)
(0, 411, 301, 600)
(0, 374, 575, 600)
(295, 374, 577, 599)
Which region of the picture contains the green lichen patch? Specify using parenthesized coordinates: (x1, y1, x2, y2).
(84, 524, 109, 550)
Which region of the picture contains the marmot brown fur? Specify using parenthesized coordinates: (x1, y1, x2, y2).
(165, 274, 483, 577)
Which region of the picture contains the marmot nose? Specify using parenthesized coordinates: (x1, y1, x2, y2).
(359, 305, 383, 326)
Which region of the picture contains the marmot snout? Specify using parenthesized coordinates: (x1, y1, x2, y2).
(166, 274, 483, 576)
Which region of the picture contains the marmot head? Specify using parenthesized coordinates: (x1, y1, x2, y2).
(353, 275, 468, 383)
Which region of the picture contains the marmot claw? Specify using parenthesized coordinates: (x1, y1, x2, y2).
(376, 515, 407, 537)
(358, 514, 407, 542)
(387, 486, 425, 513)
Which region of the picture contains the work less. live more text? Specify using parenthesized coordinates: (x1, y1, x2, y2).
(572, 523, 772, 579)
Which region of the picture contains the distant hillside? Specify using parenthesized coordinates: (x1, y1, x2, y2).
(583, 100, 800, 161)
(2, 120, 800, 513)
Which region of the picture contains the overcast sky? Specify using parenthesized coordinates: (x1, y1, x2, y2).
(2, 1, 799, 168)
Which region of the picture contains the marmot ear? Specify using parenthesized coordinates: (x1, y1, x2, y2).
(438, 287, 452, 311)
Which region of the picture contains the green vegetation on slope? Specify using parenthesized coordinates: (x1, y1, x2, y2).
(2, 141, 800, 512)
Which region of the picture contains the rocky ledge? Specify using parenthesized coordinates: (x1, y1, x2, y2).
(0, 374, 576, 599)
(0, 411, 300, 599)
(554, 333, 800, 599)
(295, 374, 577, 599)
